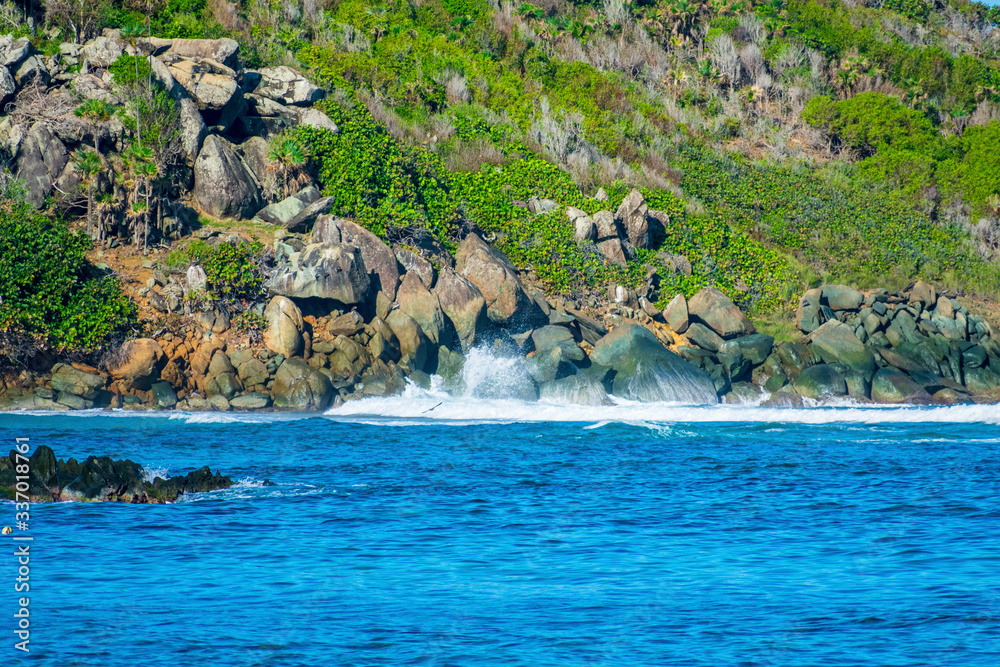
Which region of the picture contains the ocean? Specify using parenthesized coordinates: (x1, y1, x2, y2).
(2, 391, 999, 665)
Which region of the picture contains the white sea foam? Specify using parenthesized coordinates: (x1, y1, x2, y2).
(141, 465, 169, 483)
(325, 380, 1000, 425)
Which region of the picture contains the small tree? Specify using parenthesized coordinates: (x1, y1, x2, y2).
(74, 99, 116, 155)
(71, 149, 101, 239)
(268, 137, 308, 199)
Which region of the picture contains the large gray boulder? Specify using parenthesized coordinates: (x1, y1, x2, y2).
(312, 216, 401, 300)
(16, 123, 68, 208)
(687, 287, 755, 339)
(263, 296, 303, 358)
(663, 293, 689, 333)
(455, 233, 541, 327)
(589, 324, 718, 403)
(822, 284, 864, 312)
(252, 66, 325, 106)
(267, 243, 370, 305)
(194, 135, 263, 219)
(395, 246, 435, 288)
(795, 288, 824, 333)
(285, 196, 336, 233)
(807, 320, 875, 374)
(433, 268, 487, 352)
(385, 310, 430, 371)
(792, 364, 847, 400)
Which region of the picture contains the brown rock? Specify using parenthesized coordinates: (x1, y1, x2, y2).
(109, 339, 166, 391)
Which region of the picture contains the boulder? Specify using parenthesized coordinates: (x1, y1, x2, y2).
(395, 246, 435, 288)
(455, 233, 541, 328)
(295, 108, 338, 132)
(684, 322, 725, 352)
(71, 73, 119, 104)
(81, 34, 123, 67)
(567, 206, 596, 243)
(934, 296, 955, 319)
(328, 311, 364, 337)
(592, 211, 627, 265)
(148, 56, 207, 160)
(589, 324, 718, 403)
(263, 296, 304, 358)
(167, 59, 244, 131)
(396, 272, 448, 346)
(237, 359, 269, 387)
(49, 364, 105, 400)
(385, 310, 429, 371)
(795, 288, 824, 333)
(267, 243, 370, 304)
(0, 36, 30, 68)
(14, 56, 47, 87)
(909, 281, 936, 307)
(251, 66, 325, 106)
(153, 37, 240, 68)
(194, 135, 262, 219)
(807, 320, 875, 374)
(615, 189, 649, 248)
(725, 334, 775, 366)
(109, 339, 165, 390)
(151, 381, 178, 408)
(532, 325, 585, 362)
(271, 358, 334, 411)
(687, 287, 755, 339)
(284, 196, 336, 233)
(312, 217, 401, 300)
(254, 186, 321, 226)
(186, 264, 207, 291)
(0, 66, 13, 107)
(871, 368, 933, 404)
(16, 123, 68, 208)
(822, 284, 864, 312)
(434, 268, 487, 352)
(663, 293, 689, 333)
(792, 365, 847, 400)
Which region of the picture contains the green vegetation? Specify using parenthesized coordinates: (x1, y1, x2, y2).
(165, 239, 266, 303)
(0, 180, 137, 357)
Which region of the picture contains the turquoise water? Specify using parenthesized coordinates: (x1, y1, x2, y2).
(2, 399, 1000, 665)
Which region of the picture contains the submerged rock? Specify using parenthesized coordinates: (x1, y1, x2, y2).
(0, 446, 233, 503)
(589, 324, 718, 404)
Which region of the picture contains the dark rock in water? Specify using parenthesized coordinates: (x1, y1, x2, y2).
(538, 373, 609, 406)
(963, 367, 1000, 396)
(871, 369, 933, 404)
(151, 381, 178, 408)
(792, 364, 847, 400)
(525, 347, 576, 384)
(844, 371, 872, 400)
(687, 287, 755, 339)
(0, 446, 233, 503)
(807, 320, 875, 374)
(590, 324, 718, 404)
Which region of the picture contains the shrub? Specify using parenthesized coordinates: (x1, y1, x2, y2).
(0, 183, 138, 356)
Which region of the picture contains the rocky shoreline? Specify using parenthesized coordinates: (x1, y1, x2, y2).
(0, 446, 233, 503)
(0, 31, 998, 410)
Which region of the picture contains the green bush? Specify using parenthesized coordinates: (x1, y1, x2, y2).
(0, 185, 138, 354)
(166, 239, 265, 302)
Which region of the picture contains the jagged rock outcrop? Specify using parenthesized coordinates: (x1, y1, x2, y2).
(250, 66, 326, 106)
(313, 216, 401, 300)
(16, 123, 68, 207)
(455, 233, 542, 328)
(434, 268, 487, 352)
(267, 243, 371, 304)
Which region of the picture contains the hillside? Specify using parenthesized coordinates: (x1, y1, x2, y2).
(1, 0, 1000, 409)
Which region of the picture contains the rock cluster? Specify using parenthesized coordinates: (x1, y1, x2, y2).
(565, 189, 669, 265)
(0, 446, 233, 503)
(0, 30, 333, 231)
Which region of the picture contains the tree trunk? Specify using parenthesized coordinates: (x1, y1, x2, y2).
(86, 181, 92, 238)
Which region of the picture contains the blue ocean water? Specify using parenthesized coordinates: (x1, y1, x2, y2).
(2, 399, 1000, 666)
